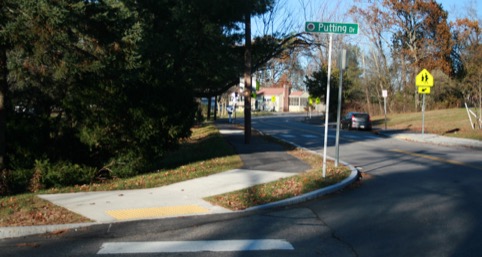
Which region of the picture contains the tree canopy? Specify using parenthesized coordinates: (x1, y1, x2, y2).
(0, 0, 286, 193)
(346, 0, 478, 114)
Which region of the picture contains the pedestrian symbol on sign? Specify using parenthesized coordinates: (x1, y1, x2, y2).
(416, 69, 433, 87)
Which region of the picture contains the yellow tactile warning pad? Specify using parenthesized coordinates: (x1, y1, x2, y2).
(106, 205, 210, 220)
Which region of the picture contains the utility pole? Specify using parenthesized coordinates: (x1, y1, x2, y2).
(243, 13, 252, 144)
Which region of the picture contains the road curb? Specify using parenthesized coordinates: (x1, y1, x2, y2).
(244, 161, 359, 212)
(245, 131, 360, 212)
(0, 222, 97, 240)
(393, 134, 482, 151)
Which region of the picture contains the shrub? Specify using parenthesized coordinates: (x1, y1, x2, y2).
(3, 168, 35, 195)
(35, 160, 96, 189)
(107, 152, 144, 179)
(0, 170, 7, 195)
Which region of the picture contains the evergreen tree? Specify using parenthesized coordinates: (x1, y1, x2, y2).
(1, 0, 277, 192)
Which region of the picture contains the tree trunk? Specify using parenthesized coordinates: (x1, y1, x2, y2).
(213, 95, 217, 121)
(207, 96, 212, 121)
(243, 13, 252, 144)
(0, 46, 7, 170)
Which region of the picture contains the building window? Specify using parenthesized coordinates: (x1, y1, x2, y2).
(289, 97, 300, 106)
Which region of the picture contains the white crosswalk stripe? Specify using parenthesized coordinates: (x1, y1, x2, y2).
(97, 240, 294, 254)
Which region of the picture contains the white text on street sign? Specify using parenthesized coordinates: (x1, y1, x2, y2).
(305, 22, 359, 35)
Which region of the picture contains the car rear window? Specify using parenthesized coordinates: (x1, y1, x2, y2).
(353, 113, 369, 119)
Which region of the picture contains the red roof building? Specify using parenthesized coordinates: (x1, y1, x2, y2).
(257, 85, 319, 112)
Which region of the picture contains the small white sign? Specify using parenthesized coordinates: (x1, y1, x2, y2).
(382, 90, 388, 98)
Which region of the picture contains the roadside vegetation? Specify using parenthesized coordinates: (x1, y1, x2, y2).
(372, 108, 482, 141)
(0, 124, 242, 226)
(1, 0, 480, 228)
(5, 107, 478, 226)
(0, 123, 352, 226)
(2, 0, 481, 199)
(205, 148, 350, 210)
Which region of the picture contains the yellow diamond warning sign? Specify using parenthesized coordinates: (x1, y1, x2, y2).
(416, 69, 434, 87)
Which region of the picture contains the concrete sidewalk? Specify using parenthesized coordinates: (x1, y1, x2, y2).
(38, 169, 300, 223)
(377, 130, 482, 150)
(1, 121, 358, 239)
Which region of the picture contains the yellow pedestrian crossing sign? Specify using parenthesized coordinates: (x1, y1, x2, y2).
(416, 69, 433, 87)
(418, 86, 430, 94)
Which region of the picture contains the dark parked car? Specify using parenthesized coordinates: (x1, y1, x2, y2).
(341, 112, 372, 130)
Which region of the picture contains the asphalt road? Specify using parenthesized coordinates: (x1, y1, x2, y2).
(252, 115, 482, 257)
(2, 115, 481, 257)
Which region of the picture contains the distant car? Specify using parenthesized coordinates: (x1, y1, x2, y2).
(341, 112, 372, 130)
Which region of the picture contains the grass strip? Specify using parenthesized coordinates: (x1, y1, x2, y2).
(205, 148, 351, 210)
(0, 123, 242, 226)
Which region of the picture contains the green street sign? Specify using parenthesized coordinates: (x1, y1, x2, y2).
(305, 22, 359, 35)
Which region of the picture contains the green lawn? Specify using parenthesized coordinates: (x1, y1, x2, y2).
(372, 108, 482, 140)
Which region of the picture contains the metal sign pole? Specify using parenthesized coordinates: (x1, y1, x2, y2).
(422, 94, 425, 137)
(335, 49, 346, 168)
(415, 69, 434, 138)
(305, 21, 358, 178)
(322, 34, 333, 178)
(382, 89, 388, 130)
(384, 97, 387, 130)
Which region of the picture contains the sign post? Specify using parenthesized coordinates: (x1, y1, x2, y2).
(305, 22, 358, 177)
(382, 90, 388, 130)
(415, 69, 434, 137)
(322, 34, 333, 177)
(335, 49, 346, 167)
(422, 94, 426, 135)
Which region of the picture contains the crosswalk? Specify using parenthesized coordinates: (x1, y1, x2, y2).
(97, 240, 294, 254)
(343, 134, 379, 140)
(278, 133, 379, 140)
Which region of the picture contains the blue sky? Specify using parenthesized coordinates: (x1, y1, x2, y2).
(439, 0, 481, 19)
(253, 0, 482, 36)
(251, 0, 481, 81)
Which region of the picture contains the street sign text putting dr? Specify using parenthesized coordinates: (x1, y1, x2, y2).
(305, 22, 359, 35)
(305, 20, 358, 177)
